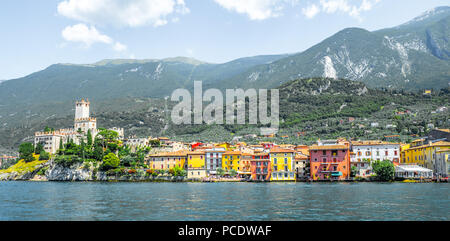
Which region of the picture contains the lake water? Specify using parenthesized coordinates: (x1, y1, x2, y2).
(0, 182, 448, 221)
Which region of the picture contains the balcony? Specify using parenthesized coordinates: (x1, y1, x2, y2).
(320, 162, 340, 165)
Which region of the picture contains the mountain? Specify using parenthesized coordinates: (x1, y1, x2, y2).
(0, 7, 449, 152)
(219, 6, 450, 91)
(2, 77, 447, 154)
(0, 54, 286, 129)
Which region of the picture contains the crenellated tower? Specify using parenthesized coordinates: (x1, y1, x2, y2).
(74, 99, 97, 134)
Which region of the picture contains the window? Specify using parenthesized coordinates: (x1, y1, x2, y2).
(323, 151, 327, 155)
(385, 151, 388, 156)
(284, 158, 288, 164)
(274, 158, 277, 164)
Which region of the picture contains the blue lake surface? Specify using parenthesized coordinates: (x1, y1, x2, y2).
(0, 182, 448, 221)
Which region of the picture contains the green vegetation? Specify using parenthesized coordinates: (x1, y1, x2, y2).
(372, 160, 395, 181)
(101, 153, 120, 171)
(19, 143, 35, 163)
(39, 151, 50, 161)
(229, 169, 238, 177)
(0, 158, 46, 175)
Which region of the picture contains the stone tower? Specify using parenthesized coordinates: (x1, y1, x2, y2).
(74, 99, 97, 134)
(75, 99, 90, 120)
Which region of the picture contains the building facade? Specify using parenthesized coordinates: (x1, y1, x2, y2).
(205, 148, 225, 175)
(310, 141, 350, 181)
(250, 153, 271, 181)
(270, 148, 295, 181)
(34, 99, 123, 154)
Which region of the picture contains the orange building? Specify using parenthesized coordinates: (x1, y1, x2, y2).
(309, 142, 351, 181)
(249, 152, 271, 181)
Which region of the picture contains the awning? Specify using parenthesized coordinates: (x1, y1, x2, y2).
(331, 172, 343, 177)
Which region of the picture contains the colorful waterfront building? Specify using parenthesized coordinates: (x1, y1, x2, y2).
(239, 153, 253, 178)
(269, 148, 296, 181)
(187, 151, 207, 179)
(294, 153, 309, 179)
(401, 139, 450, 171)
(147, 150, 188, 170)
(222, 151, 242, 173)
(351, 140, 400, 176)
(205, 148, 225, 175)
(435, 148, 450, 178)
(249, 152, 271, 181)
(309, 141, 351, 181)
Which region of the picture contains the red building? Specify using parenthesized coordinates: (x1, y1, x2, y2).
(309, 141, 351, 181)
(250, 152, 271, 181)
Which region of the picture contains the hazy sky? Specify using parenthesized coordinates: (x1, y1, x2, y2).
(0, 0, 448, 80)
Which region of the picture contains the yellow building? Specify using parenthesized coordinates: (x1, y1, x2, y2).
(222, 151, 242, 172)
(187, 151, 206, 169)
(401, 140, 450, 170)
(147, 150, 187, 170)
(186, 151, 207, 179)
(270, 148, 296, 181)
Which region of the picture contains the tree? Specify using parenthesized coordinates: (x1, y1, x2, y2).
(229, 169, 238, 177)
(216, 168, 225, 177)
(101, 153, 120, 171)
(96, 129, 119, 154)
(39, 151, 50, 161)
(19, 142, 35, 163)
(59, 139, 63, 152)
(350, 166, 358, 178)
(87, 129, 93, 147)
(35, 143, 44, 155)
(372, 160, 395, 181)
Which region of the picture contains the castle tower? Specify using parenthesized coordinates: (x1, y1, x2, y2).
(75, 99, 90, 120)
(74, 99, 97, 135)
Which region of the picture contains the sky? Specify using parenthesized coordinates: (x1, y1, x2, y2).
(0, 0, 448, 80)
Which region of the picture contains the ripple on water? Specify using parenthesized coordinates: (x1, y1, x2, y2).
(0, 182, 448, 221)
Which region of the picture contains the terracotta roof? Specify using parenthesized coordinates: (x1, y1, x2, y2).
(295, 154, 308, 160)
(295, 145, 308, 149)
(351, 140, 400, 146)
(187, 151, 205, 155)
(223, 151, 242, 155)
(406, 141, 450, 150)
(309, 145, 348, 150)
(270, 148, 295, 153)
(437, 129, 450, 133)
(149, 150, 188, 157)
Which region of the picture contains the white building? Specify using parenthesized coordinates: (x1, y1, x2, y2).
(351, 141, 400, 162)
(395, 165, 433, 179)
(34, 99, 124, 154)
(351, 141, 400, 176)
